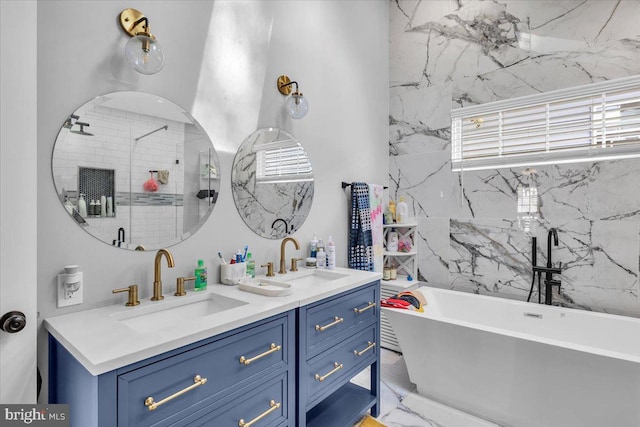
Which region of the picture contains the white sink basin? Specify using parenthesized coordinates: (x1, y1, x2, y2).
(284, 269, 348, 287)
(113, 293, 247, 332)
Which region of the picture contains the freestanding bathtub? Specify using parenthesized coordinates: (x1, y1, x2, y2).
(383, 287, 640, 427)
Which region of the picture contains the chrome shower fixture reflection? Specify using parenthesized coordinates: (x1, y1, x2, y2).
(69, 122, 94, 136)
(135, 124, 168, 142)
(63, 114, 79, 129)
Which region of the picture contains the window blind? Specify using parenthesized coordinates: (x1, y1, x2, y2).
(451, 75, 640, 171)
(256, 143, 313, 184)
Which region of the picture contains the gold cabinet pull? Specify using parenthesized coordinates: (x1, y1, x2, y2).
(144, 375, 207, 411)
(239, 343, 282, 366)
(354, 302, 376, 314)
(238, 399, 281, 427)
(314, 362, 343, 382)
(354, 341, 376, 357)
(315, 316, 344, 332)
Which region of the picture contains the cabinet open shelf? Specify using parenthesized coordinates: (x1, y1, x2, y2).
(306, 382, 377, 427)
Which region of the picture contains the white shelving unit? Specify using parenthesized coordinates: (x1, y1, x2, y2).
(381, 222, 420, 352)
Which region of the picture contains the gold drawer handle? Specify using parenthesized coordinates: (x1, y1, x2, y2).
(354, 302, 376, 314)
(314, 362, 343, 382)
(354, 341, 376, 357)
(315, 316, 344, 332)
(239, 343, 282, 366)
(144, 375, 207, 411)
(238, 399, 281, 427)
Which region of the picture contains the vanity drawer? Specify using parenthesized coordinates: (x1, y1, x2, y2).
(117, 314, 289, 426)
(182, 371, 290, 427)
(304, 325, 377, 408)
(305, 283, 377, 358)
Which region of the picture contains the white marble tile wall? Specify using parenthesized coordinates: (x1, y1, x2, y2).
(389, 0, 640, 317)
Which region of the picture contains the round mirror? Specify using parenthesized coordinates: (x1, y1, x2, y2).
(231, 128, 314, 239)
(52, 91, 221, 250)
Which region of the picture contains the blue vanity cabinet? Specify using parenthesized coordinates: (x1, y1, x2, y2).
(49, 310, 295, 427)
(297, 281, 380, 427)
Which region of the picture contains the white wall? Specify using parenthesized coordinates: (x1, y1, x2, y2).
(37, 0, 388, 401)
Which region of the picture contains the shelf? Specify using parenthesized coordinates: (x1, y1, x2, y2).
(383, 250, 417, 257)
(383, 222, 417, 228)
(306, 382, 376, 427)
(381, 275, 420, 290)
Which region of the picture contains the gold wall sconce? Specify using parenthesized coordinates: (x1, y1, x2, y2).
(277, 75, 309, 119)
(118, 8, 164, 75)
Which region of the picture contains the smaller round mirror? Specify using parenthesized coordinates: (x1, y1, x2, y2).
(52, 91, 221, 250)
(232, 128, 314, 239)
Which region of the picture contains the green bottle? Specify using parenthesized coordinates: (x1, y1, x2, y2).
(194, 259, 207, 291)
(246, 253, 255, 278)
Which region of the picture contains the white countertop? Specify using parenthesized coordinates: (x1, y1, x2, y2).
(45, 267, 381, 376)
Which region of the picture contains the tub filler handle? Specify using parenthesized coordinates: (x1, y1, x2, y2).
(524, 312, 543, 319)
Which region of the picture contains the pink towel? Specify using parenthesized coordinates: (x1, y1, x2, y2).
(369, 184, 384, 272)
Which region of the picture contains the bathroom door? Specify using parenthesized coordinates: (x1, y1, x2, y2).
(0, 0, 38, 403)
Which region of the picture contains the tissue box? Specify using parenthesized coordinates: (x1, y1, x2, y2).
(221, 262, 246, 285)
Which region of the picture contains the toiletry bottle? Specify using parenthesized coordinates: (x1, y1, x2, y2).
(326, 235, 336, 270)
(310, 233, 319, 258)
(316, 238, 325, 258)
(246, 252, 255, 278)
(396, 196, 408, 224)
(194, 260, 207, 291)
(89, 199, 96, 217)
(100, 195, 106, 217)
(388, 200, 396, 223)
(64, 196, 74, 215)
(316, 247, 326, 268)
(78, 194, 87, 218)
(95, 198, 102, 217)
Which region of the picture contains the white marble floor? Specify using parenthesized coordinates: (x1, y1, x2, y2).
(351, 348, 443, 427)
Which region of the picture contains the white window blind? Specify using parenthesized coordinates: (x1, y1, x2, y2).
(255, 140, 313, 184)
(451, 75, 640, 171)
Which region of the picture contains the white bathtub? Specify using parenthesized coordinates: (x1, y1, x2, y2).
(383, 287, 640, 427)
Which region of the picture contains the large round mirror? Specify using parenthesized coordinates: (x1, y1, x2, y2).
(231, 128, 314, 239)
(52, 91, 220, 250)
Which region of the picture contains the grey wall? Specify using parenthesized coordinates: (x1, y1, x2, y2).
(390, 0, 640, 317)
(37, 0, 388, 401)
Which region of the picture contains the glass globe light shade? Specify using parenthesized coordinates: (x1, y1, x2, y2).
(124, 35, 165, 75)
(286, 93, 309, 119)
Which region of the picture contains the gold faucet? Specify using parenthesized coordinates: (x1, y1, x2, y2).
(152, 249, 175, 301)
(279, 237, 300, 274)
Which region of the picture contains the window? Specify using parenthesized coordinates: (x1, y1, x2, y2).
(255, 139, 313, 184)
(451, 75, 640, 171)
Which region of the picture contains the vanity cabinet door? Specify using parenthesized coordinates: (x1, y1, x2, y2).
(304, 284, 377, 358)
(117, 314, 289, 426)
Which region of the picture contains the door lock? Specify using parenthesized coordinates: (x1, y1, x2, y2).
(0, 311, 26, 333)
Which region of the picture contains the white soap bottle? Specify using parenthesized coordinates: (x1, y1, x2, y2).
(100, 195, 106, 217)
(396, 196, 409, 224)
(78, 194, 87, 218)
(316, 248, 326, 268)
(326, 235, 336, 270)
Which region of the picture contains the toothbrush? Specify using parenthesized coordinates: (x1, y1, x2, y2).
(217, 252, 227, 264)
(242, 245, 248, 262)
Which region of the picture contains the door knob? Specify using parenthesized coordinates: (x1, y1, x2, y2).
(0, 311, 26, 333)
